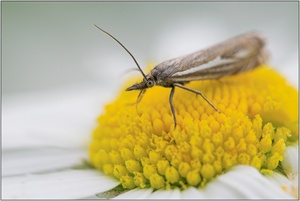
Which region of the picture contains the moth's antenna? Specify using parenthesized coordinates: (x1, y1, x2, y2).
(94, 24, 147, 79)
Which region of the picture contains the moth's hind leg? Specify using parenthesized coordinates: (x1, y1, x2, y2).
(169, 87, 177, 128)
(173, 83, 220, 113)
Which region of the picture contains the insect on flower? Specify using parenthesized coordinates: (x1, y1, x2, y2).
(94, 24, 268, 127)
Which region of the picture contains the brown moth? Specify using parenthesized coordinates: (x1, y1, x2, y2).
(94, 24, 268, 127)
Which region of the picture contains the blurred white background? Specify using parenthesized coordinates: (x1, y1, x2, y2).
(3, 2, 298, 95)
(2, 2, 298, 149)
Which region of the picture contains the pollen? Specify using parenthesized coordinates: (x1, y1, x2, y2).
(89, 65, 298, 190)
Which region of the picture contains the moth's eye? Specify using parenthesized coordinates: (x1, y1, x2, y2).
(146, 79, 154, 87)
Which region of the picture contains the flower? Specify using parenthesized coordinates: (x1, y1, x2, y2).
(90, 64, 298, 195)
(3, 65, 298, 199)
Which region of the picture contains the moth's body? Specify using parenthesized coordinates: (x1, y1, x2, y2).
(94, 24, 268, 127)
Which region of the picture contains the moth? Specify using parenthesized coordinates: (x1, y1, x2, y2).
(94, 24, 268, 127)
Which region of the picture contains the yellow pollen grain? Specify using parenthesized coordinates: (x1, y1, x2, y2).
(165, 166, 180, 183)
(113, 165, 128, 179)
(187, 170, 201, 186)
(157, 160, 170, 175)
(150, 173, 165, 189)
(133, 172, 147, 188)
(89, 65, 298, 190)
(143, 164, 157, 180)
(125, 160, 142, 173)
(178, 162, 191, 177)
(120, 175, 135, 189)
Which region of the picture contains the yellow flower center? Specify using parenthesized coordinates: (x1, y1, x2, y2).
(89, 65, 298, 190)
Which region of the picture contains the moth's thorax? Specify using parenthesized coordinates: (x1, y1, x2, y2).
(150, 68, 178, 88)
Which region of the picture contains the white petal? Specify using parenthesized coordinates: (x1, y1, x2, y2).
(181, 187, 207, 198)
(113, 188, 153, 199)
(265, 171, 298, 198)
(265, 143, 298, 200)
(3, 147, 87, 176)
(204, 165, 292, 198)
(282, 145, 298, 177)
(265, 171, 292, 187)
(148, 189, 181, 199)
(3, 169, 119, 199)
(3, 86, 113, 150)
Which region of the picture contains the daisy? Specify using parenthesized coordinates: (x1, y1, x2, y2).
(90, 64, 298, 199)
(2, 65, 298, 199)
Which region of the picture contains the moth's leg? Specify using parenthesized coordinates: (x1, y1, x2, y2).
(136, 89, 146, 115)
(169, 86, 177, 128)
(174, 83, 220, 113)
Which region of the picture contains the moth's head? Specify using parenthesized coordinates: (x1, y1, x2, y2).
(126, 74, 156, 91)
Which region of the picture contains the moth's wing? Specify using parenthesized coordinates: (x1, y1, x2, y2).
(153, 32, 266, 83)
(152, 48, 224, 82)
(167, 56, 258, 82)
